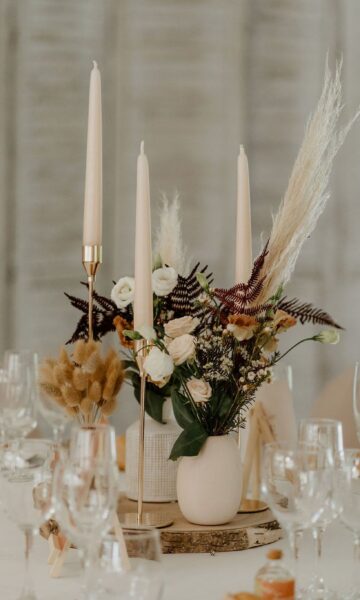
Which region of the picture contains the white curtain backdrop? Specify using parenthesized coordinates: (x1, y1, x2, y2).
(0, 0, 359, 431)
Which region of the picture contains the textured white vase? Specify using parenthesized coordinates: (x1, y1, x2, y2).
(126, 398, 181, 502)
(177, 435, 242, 525)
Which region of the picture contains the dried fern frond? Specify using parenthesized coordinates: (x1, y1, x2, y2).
(154, 194, 191, 276)
(169, 262, 214, 317)
(214, 243, 269, 314)
(257, 62, 360, 302)
(277, 297, 343, 329)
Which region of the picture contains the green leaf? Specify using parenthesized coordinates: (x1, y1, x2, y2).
(122, 359, 138, 370)
(169, 423, 208, 461)
(123, 329, 142, 340)
(171, 387, 196, 429)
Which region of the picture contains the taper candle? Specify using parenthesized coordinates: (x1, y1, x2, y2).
(133, 141, 153, 331)
(235, 145, 252, 283)
(83, 61, 102, 246)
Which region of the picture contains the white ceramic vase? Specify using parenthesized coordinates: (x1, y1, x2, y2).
(177, 434, 242, 525)
(126, 398, 181, 502)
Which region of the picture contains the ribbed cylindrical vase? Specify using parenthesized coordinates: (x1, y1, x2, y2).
(177, 435, 242, 525)
(125, 398, 181, 502)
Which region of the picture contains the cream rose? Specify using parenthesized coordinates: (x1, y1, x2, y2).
(167, 334, 196, 365)
(186, 377, 212, 403)
(164, 316, 199, 338)
(143, 347, 174, 383)
(111, 276, 135, 309)
(152, 267, 178, 297)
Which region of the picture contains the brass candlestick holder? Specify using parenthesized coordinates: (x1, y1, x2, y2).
(82, 244, 102, 340)
(120, 339, 173, 530)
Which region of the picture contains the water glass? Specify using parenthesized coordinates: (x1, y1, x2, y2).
(2, 350, 38, 439)
(262, 442, 330, 598)
(101, 528, 163, 599)
(0, 439, 54, 600)
(53, 424, 119, 599)
(298, 418, 343, 599)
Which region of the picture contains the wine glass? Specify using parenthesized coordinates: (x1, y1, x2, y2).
(336, 449, 360, 600)
(100, 528, 163, 599)
(0, 438, 54, 600)
(1, 351, 38, 439)
(262, 442, 330, 599)
(353, 362, 360, 443)
(298, 418, 343, 599)
(37, 385, 69, 444)
(53, 424, 119, 599)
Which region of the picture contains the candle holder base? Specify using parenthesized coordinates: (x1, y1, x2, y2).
(119, 511, 174, 529)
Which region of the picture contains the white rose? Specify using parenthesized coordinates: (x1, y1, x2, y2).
(111, 277, 135, 309)
(152, 267, 178, 297)
(164, 316, 199, 338)
(186, 377, 212, 403)
(167, 334, 196, 366)
(143, 347, 174, 383)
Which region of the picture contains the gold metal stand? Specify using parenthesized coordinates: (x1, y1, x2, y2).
(120, 339, 173, 530)
(82, 244, 102, 339)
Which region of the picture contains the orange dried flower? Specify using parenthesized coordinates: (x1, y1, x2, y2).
(114, 316, 134, 349)
(273, 310, 297, 332)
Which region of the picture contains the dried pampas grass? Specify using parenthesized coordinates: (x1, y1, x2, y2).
(154, 193, 191, 276)
(257, 62, 360, 303)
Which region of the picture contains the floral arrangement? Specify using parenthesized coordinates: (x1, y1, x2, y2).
(65, 63, 358, 457)
(39, 340, 124, 425)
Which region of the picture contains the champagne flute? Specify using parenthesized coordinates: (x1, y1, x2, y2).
(298, 418, 343, 600)
(101, 528, 163, 599)
(0, 439, 54, 600)
(262, 442, 330, 599)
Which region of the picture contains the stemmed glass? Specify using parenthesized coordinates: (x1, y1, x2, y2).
(53, 424, 119, 600)
(0, 439, 54, 600)
(353, 362, 360, 443)
(101, 528, 163, 599)
(37, 385, 69, 444)
(262, 442, 331, 599)
(1, 351, 38, 440)
(336, 449, 360, 600)
(298, 418, 344, 599)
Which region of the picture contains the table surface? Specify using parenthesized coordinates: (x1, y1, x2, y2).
(0, 507, 355, 600)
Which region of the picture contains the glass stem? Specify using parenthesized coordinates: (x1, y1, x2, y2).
(82, 543, 99, 600)
(52, 425, 64, 446)
(352, 533, 360, 590)
(288, 528, 303, 593)
(21, 528, 35, 597)
(312, 525, 326, 591)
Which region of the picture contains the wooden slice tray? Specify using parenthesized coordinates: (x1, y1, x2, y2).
(118, 495, 282, 554)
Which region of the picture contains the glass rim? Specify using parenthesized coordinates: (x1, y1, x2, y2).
(264, 441, 323, 456)
(298, 417, 342, 427)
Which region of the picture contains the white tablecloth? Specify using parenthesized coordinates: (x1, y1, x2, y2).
(0, 507, 354, 600)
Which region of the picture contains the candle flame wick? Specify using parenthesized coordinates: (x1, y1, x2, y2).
(92, 60, 98, 69)
(140, 140, 145, 154)
(240, 144, 245, 155)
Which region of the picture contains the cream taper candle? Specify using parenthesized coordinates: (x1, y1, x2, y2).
(235, 145, 252, 283)
(133, 141, 153, 331)
(83, 61, 102, 246)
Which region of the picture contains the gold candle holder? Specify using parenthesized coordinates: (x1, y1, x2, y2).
(82, 244, 102, 339)
(120, 338, 173, 530)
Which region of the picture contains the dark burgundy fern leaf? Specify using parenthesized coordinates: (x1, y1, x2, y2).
(278, 297, 343, 330)
(213, 242, 269, 312)
(169, 263, 213, 317)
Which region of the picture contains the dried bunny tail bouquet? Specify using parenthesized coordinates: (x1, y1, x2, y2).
(39, 341, 124, 423)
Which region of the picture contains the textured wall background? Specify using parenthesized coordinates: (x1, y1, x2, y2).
(0, 0, 359, 431)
